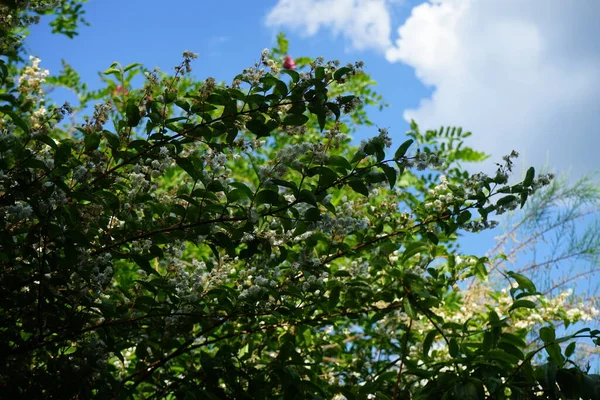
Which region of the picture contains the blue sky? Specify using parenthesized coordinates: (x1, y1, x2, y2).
(25, 0, 599, 258)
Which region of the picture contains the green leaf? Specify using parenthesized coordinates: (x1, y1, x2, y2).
(496, 195, 517, 206)
(557, 369, 583, 399)
(283, 113, 309, 126)
(255, 190, 281, 205)
(273, 78, 288, 97)
(380, 164, 397, 189)
(125, 99, 141, 127)
(426, 232, 439, 245)
(297, 190, 317, 207)
(165, 91, 177, 104)
(423, 330, 437, 358)
(403, 297, 417, 319)
(487, 310, 501, 326)
(36, 134, 58, 149)
(365, 171, 387, 184)
(315, 66, 325, 80)
(328, 285, 341, 310)
(84, 132, 100, 152)
(540, 326, 556, 344)
(545, 343, 563, 363)
(509, 299, 537, 312)
(0, 60, 8, 83)
(453, 382, 482, 400)
(97, 190, 120, 210)
(103, 130, 120, 151)
(246, 118, 275, 137)
(333, 67, 352, 81)
(327, 155, 352, 172)
(227, 188, 250, 203)
(363, 140, 385, 162)
(402, 241, 429, 263)
(123, 62, 143, 72)
(564, 342, 576, 358)
(487, 349, 520, 367)
(535, 362, 558, 391)
(351, 149, 366, 164)
(174, 100, 190, 112)
(309, 166, 338, 188)
(326, 102, 341, 121)
(102, 67, 121, 76)
(507, 271, 537, 293)
(497, 341, 525, 361)
(62, 345, 78, 355)
(348, 178, 369, 197)
(499, 332, 526, 349)
(523, 166, 535, 187)
(448, 338, 459, 357)
(520, 192, 529, 208)
(482, 331, 494, 354)
(55, 140, 74, 165)
(582, 374, 600, 399)
(317, 112, 326, 132)
(22, 158, 48, 171)
(261, 76, 288, 98)
(176, 157, 199, 180)
(270, 178, 298, 193)
(0, 93, 18, 105)
(394, 139, 413, 160)
(280, 69, 300, 83)
(131, 255, 159, 277)
(457, 210, 471, 224)
(474, 258, 487, 280)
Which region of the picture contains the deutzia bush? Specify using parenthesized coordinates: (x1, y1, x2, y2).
(1, 4, 600, 399)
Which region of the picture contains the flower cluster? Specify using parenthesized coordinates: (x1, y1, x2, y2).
(324, 121, 348, 147)
(260, 142, 330, 182)
(276, 142, 311, 164)
(316, 208, 368, 236)
(83, 102, 112, 134)
(261, 48, 280, 74)
(396, 149, 446, 171)
(168, 258, 208, 302)
(463, 218, 499, 232)
(423, 175, 462, 212)
(341, 96, 363, 114)
(198, 76, 216, 100)
(4, 200, 33, 222)
(237, 258, 282, 302)
(18, 56, 49, 96)
(200, 147, 231, 185)
(180, 50, 199, 74)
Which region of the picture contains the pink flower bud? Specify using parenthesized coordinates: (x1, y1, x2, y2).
(113, 85, 128, 96)
(283, 56, 296, 70)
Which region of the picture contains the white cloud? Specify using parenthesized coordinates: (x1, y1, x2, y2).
(265, 0, 392, 52)
(266, 0, 600, 177)
(387, 0, 600, 177)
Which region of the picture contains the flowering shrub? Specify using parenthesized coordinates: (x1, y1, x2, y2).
(1, 4, 600, 399)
